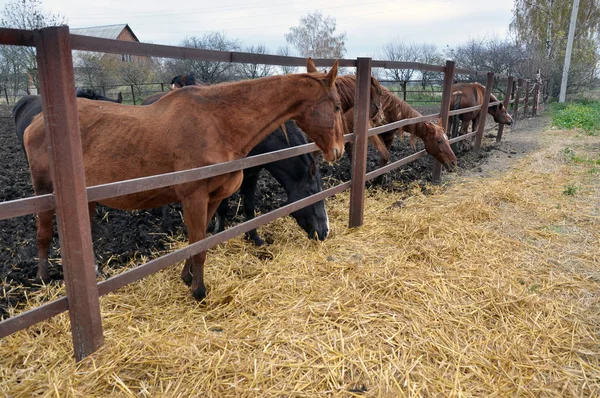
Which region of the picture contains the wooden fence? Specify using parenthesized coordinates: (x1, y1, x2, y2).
(0, 26, 543, 361)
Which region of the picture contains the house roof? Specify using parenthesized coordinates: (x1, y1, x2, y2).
(70, 24, 139, 42)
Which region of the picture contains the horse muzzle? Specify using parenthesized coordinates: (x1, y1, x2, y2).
(309, 227, 329, 241)
(324, 146, 344, 162)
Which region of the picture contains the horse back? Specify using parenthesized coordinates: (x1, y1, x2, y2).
(12, 95, 43, 148)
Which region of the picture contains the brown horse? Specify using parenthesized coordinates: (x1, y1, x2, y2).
(352, 88, 457, 170)
(342, 108, 390, 164)
(320, 73, 385, 160)
(449, 83, 513, 140)
(142, 74, 207, 105)
(332, 74, 384, 125)
(24, 59, 344, 301)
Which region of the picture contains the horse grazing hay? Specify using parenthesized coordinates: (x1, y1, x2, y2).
(1, 129, 599, 396)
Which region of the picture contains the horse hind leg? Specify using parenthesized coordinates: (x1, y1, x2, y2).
(240, 172, 264, 246)
(35, 210, 54, 283)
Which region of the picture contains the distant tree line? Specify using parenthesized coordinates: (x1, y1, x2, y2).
(0, 1, 597, 102)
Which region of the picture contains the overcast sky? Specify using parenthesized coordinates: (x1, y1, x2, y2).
(8, 0, 515, 58)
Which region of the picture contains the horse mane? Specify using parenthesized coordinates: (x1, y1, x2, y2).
(335, 75, 357, 110)
(381, 89, 433, 149)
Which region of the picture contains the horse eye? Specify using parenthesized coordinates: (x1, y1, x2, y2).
(334, 105, 341, 112)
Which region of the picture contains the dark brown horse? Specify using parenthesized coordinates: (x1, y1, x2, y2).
(24, 59, 344, 301)
(350, 88, 457, 170)
(449, 83, 513, 140)
(170, 73, 205, 89)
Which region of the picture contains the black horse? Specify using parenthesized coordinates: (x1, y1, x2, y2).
(12, 88, 123, 158)
(143, 85, 329, 245)
(214, 120, 329, 245)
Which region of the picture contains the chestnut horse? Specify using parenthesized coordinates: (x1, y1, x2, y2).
(342, 108, 390, 164)
(12, 89, 122, 161)
(449, 83, 513, 141)
(348, 88, 457, 170)
(24, 59, 344, 301)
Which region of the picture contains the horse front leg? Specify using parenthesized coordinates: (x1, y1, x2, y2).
(35, 210, 54, 283)
(180, 189, 211, 300)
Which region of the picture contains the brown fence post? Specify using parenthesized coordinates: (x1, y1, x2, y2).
(496, 76, 514, 142)
(402, 80, 407, 101)
(523, 80, 530, 117)
(161, 83, 165, 92)
(512, 78, 523, 125)
(510, 80, 517, 110)
(34, 26, 103, 361)
(432, 60, 455, 184)
(130, 84, 136, 105)
(474, 72, 494, 154)
(348, 57, 372, 228)
(532, 82, 540, 117)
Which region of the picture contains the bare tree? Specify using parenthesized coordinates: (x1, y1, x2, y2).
(380, 41, 422, 82)
(285, 11, 346, 59)
(277, 45, 297, 75)
(74, 52, 119, 90)
(120, 58, 157, 101)
(169, 32, 241, 84)
(238, 45, 272, 79)
(0, 0, 66, 96)
(418, 43, 443, 89)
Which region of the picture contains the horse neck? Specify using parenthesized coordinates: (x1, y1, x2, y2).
(203, 75, 325, 156)
(382, 92, 427, 137)
(260, 124, 310, 194)
(487, 93, 499, 117)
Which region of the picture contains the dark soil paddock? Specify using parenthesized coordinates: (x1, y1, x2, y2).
(0, 103, 494, 316)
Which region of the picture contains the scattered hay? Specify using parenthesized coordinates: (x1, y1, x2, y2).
(1, 130, 599, 397)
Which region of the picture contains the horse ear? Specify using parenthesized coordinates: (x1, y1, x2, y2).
(306, 58, 318, 73)
(437, 118, 444, 127)
(117, 92, 123, 103)
(326, 60, 339, 87)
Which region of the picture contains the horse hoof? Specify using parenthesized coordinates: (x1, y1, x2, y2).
(192, 286, 206, 302)
(253, 237, 265, 246)
(35, 273, 51, 285)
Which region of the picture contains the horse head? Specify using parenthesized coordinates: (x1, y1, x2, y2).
(488, 95, 513, 126)
(75, 88, 123, 103)
(170, 73, 201, 89)
(289, 156, 329, 240)
(295, 58, 345, 162)
(421, 119, 458, 171)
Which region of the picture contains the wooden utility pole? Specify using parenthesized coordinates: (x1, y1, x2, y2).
(559, 0, 581, 103)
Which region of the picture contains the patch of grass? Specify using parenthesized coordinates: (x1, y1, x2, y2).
(548, 100, 600, 135)
(561, 147, 600, 166)
(563, 184, 579, 196)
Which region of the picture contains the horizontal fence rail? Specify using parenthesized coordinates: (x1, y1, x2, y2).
(0, 25, 542, 361)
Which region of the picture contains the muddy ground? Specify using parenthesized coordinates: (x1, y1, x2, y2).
(0, 103, 543, 317)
